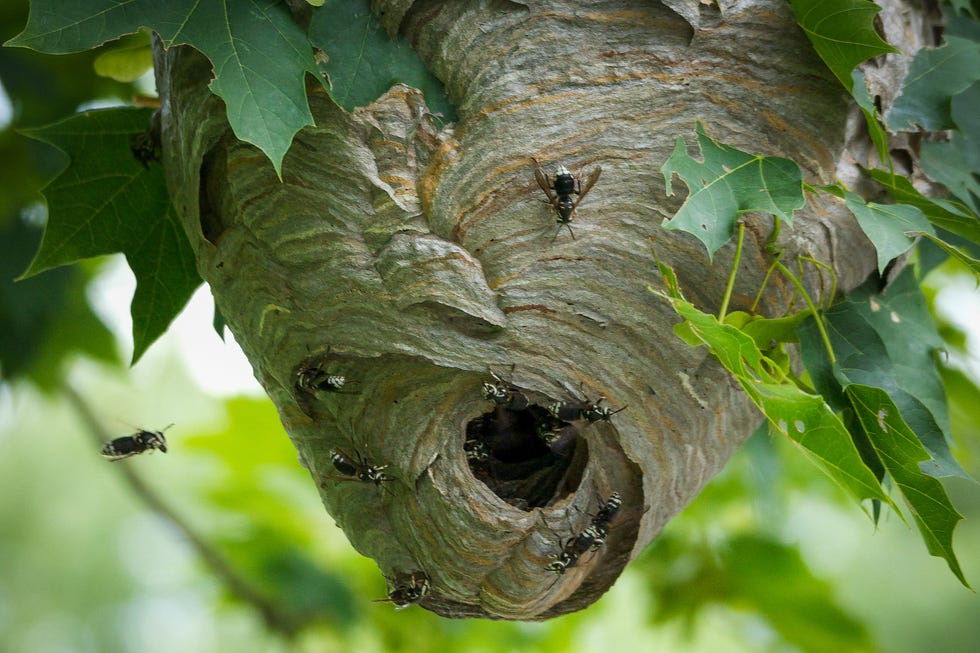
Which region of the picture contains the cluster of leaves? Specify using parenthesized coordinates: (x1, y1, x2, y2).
(654, 1, 980, 587)
(0, 0, 132, 385)
(3, 0, 455, 366)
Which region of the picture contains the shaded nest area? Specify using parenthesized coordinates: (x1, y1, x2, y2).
(464, 392, 589, 511)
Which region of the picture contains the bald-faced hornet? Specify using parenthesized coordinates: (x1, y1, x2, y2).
(594, 492, 622, 526)
(584, 491, 621, 551)
(533, 158, 602, 239)
(547, 397, 626, 423)
(546, 401, 584, 422)
(481, 368, 528, 410)
(535, 416, 578, 457)
(101, 425, 172, 461)
(582, 397, 627, 423)
(545, 524, 605, 575)
(373, 571, 430, 609)
(297, 365, 352, 394)
(327, 448, 390, 486)
(464, 438, 490, 463)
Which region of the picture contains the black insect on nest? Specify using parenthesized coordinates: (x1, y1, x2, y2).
(465, 372, 588, 510)
(293, 349, 357, 417)
(373, 571, 430, 610)
(532, 158, 602, 240)
(322, 447, 392, 488)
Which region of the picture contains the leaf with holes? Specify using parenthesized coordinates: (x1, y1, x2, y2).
(6, 0, 320, 176)
(654, 285, 892, 511)
(798, 269, 969, 480)
(847, 384, 970, 588)
(661, 123, 805, 258)
(309, 0, 456, 119)
(843, 191, 934, 273)
(790, 0, 900, 89)
(20, 108, 200, 363)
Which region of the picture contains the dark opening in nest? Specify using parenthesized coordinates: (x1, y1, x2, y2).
(464, 402, 587, 510)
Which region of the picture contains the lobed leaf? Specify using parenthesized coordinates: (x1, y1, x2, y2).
(309, 0, 456, 119)
(790, 0, 899, 90)
(847, 384, 970, 588)
(6, 0, 321, 176)
(887, 37, 980, 132)
(842, 191, 934, 273)
(735, 310, 810, 350)
(20, 108, 201, 363)
(661, 123, 805, 258)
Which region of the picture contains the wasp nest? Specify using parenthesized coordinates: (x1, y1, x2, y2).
(157, 0, 875, 619)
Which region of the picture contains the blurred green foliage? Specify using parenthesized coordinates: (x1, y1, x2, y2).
(0, 0, 130, 386)
(2, 367, 978, 652)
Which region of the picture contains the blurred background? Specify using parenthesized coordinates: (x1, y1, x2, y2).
(1, 1, 979, 651)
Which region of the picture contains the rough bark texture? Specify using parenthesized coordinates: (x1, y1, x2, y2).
(154, 0, 925, 620)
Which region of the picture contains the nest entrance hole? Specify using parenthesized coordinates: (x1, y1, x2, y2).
(465, 402, 586, 511)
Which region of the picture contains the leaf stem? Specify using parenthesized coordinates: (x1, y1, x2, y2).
(773, 261, 836, 366)
(751, 255, 780, 313)
(719, 222, 745, 320)
(798, 255, 838, 309)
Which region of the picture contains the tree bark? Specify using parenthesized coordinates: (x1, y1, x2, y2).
(155, 0, 926, 619)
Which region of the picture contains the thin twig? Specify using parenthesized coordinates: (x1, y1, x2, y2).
(62, 382, 302, 637)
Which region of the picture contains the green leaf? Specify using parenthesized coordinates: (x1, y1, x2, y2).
(888, 37, 980, 132)
(0, 220, 117, 387)
(309, 0, 456, 120)
(6, 0, 321, 176)
(790, 0, 900, 89)
(916, 76, 980, 214)
(19, 108, 201, 363)
(918, 231, 980, 277)
(947, 1, 978, 21)
(656, 286, 893, 510)
(729, 310, 810, 349)
(93, 31, 153, 83)
(798, 270, 969, 480)
(864, 167, 980, 244)
(850, 70, 892, 168)
(661, 123, 805, 258)
(842, 191, 934, 273)
(847, 384, 970, 588)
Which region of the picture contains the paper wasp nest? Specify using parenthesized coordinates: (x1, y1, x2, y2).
(157, 0, 882, 618)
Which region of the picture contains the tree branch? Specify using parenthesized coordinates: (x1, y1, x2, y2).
(62, 382, 304, 637)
